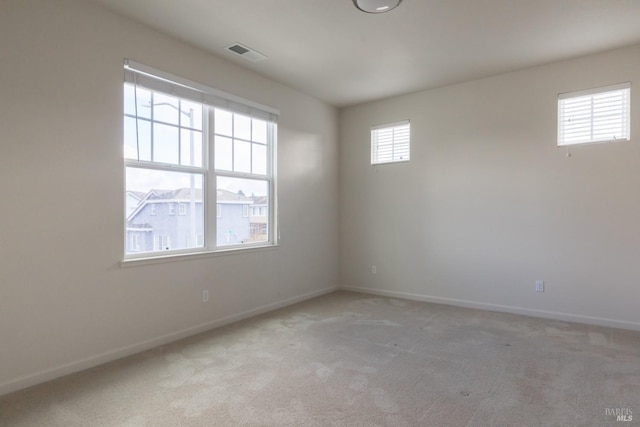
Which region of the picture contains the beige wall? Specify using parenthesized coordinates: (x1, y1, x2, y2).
(340, 44, 640, 330)
(0, 0, 339, 394)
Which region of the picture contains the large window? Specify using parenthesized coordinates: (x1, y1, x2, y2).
(123, 60, 278, 258)
(558, 83, 630, 146)
(371, 120, 410, 165)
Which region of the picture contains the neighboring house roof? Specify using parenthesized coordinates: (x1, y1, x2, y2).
(127, 188, 256, 222)
(126, 190, 147, 200)
(251, 195, 268, 205)
(148, 188, 203, 201)
(127, 188, 204, 221)
(126, 223, 153, 231)
(216, 189, 252, 204)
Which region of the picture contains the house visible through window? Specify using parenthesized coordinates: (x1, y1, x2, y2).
(130, 234, 140, 252)
(154, 235, 171, 251)
(371, 120, 410, 165)
(558, 82, 630, 146)
(123, 60, 278, 258)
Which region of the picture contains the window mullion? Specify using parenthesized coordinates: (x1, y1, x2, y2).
(212, 170, 269, 181)
(150, 91, 155, 162)
(590, 96, 594, 142)
(207, 106, 217, 251)
(231, 114, 235, 173)
(124, 160, 205, 174)
(269, 122, 276, 244)
(178, 99, 183, 166)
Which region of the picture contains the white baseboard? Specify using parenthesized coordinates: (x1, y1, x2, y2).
(341, 286, 640, 331)
(0, 286, 338, 397)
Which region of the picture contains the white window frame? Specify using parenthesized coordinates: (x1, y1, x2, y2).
(178, 203, 187, 215)
(371, 120, 410, 165)
(558, 82, 631, 146)
(123, 60, 279, 261)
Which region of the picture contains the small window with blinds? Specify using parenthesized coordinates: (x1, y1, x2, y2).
(371, 120, 410, 165)
(558, 83, 630, 146)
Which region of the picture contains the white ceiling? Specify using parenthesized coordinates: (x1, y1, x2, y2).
(92, 0, 640, 107)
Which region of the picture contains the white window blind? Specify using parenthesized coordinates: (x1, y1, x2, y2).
(558, 83, 630, 146)
(124, 59, 279, 122)
(371, 120, 410, 164)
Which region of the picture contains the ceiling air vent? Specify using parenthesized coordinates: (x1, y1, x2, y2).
(226, 43, 267, 62)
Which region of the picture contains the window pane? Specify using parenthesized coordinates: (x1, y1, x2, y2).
(123, 84, 134, 116)
(217, 177, 268, 246)
(153, 93, 179, 125)
(153, 123, 179, 164)
(180, 129, 203, 167)
(124, 85, 151, 119)
(233, 139, 251, 173)
(252, 143, 267, 175)
(125, 168, 204, 254)
(180, 99, 203, 131)
(215, 135, 233, 171)
(252, 119, 267, 144)
(215, 109, 233, 136)
(124, 117, 151, 161)
(234, 114, 251, 141)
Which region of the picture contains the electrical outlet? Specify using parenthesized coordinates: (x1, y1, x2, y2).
(535, 280, 544, 292)
(371, 265, 377, 275)
(202, 289, 210, 303)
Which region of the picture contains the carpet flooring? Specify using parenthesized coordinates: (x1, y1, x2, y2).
(1, 291, 639, 426)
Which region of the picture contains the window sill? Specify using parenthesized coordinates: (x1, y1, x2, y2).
(558, 137, 630, 147)
(120, 244, 280, 268)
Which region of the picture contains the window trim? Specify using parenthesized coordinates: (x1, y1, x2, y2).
(121, 243, 279, 267)
(557, 82, 631, 146)
(123, 60, 279, 261)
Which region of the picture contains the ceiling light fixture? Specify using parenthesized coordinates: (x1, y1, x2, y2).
(352, 0, 403, 13)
